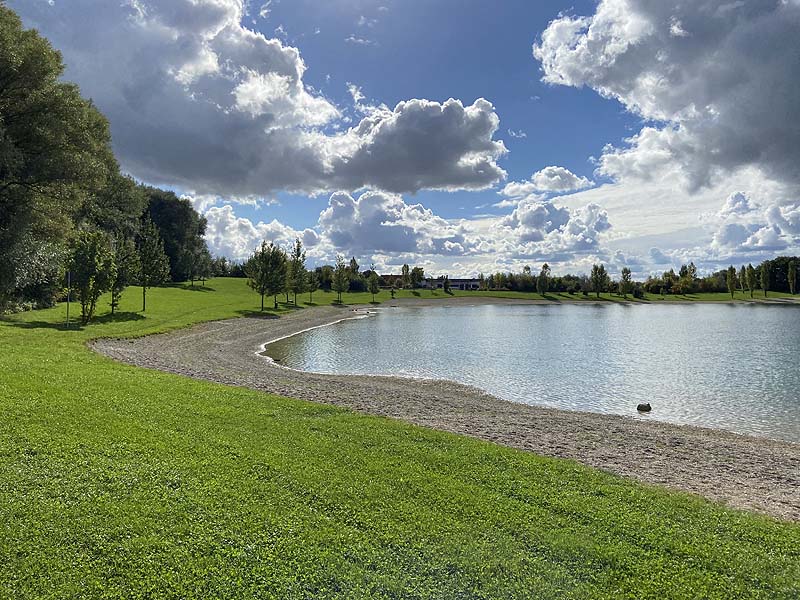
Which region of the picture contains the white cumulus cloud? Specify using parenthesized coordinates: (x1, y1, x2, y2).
(534, 0, 800, 189)
(13, 0, 506, 197)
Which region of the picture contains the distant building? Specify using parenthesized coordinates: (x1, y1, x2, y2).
(381, 274, 481, 291)
(422, 278, 481, 291)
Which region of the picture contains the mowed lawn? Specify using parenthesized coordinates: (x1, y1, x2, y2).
(1, 279, 798, 599)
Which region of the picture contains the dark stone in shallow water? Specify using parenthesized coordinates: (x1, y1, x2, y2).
(637, 403, 652, 412)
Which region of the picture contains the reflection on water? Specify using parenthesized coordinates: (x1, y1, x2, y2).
(265, 303, 800, 442)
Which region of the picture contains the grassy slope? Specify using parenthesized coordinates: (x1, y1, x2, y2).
(1, 278, 798, 599)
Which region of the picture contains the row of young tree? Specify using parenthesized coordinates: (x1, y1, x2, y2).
(0, 7, 212, 321)
(476, 263, 635, 297)
(477, 258, 799, 299)
(244, 240, 384, 309)
(643, 258, 800, 297)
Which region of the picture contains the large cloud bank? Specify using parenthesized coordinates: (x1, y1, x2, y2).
(14, 0, 506, 196)
(535, 0, 800, 189)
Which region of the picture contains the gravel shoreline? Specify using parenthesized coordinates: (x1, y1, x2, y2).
(92, 298, 800, 522)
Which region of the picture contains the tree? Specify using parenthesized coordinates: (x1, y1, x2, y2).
(78, 173, 147, 240)
(537, 263, 551, 295)
(316, 265, 333, 290)
(287, 238, 307, 305)
(182, 236, 212, 287)
(110, 237, 139, 314)
(69, 230, 116, 324)
(620, 267, 633, 299)
(211, 256, 230, 277)
(137, 217, 170, 312)
(390, 280, 396, 299)
(401, 264, 411, 289)
(746, 263, 757, 299)
(306, 270, 319, 303)
(0, 7, 117, 307)
(332, 255, 350, 303)
(368, 270, 380, 302)
(410, 266, 425, 288)
(443, 275, 451, 294)
(739, 266, 747, 296)
(196, 248, 212, 286)
(726, 266, 737, 300)
(146, 188, 207, 281)
(245, 241, 286, 310)
(760, 262, 770, 298)
(789, 261, 797, 295)
(349, 257, 360, 276)
(478, 272, 487, 291)
(590, 264, 608, 298)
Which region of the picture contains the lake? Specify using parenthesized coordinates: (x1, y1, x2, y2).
(264, 303, 800, 443)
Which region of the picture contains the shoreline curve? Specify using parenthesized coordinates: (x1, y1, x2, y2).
(92, 299, 800, 522)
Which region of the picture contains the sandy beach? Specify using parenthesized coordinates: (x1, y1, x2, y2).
(92, 297, 800, 522)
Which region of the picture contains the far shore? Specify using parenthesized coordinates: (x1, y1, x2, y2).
(385, 291, 800, 306)
(93, 300, 800, 522)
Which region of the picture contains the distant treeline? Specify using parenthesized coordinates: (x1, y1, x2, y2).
(1, 7, 211, 316)
(215, 249, 800, 303)
(479, 258, 799, 298)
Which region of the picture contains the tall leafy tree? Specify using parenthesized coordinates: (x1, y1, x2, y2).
(590, 264, 608, 298)
(410, 266, 425, 288)
(620, 267, 633, 299)
(245, 241, 286, 310)
(287, 238, 307, 305)
(746, 264, 757, 299)
(146, 188, 207, 281)
(401, 264, 411, 289)
(760, 262, 770, 298)
(0, 6, 116, 306)
(368, 270, 380, 302)
(78, 173, 147, 240)
(137, 217, 170, 312)
(196, 248, 212, 286)
(306, 270, 319, 303)
(69, 230, 116, 324)
(739, 265, 747, 296)
(726, 266, 737, 300)
(332, 255, 350, 303)
(537, 263, 551, 295)
(110, 237, 140, 314)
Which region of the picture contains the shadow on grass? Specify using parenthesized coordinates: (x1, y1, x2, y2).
(165, 283, 216, 292)
(94, 311, 147, 324)
(1, 319, 81, 331)
(2, 310, 145, 331)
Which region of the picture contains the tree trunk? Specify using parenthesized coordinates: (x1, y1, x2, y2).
(274, 295, 278, 309)
(142, 286, 146, 312)
(261, 293, 264, 311)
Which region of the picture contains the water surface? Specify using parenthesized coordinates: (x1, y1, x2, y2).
(265, 304, 800, 442)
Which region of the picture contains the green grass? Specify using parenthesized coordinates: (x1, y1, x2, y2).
(1, 278, 798, 598)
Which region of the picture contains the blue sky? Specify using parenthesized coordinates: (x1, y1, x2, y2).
(259, 0, 637, 228)
(12, 0, 800, 276)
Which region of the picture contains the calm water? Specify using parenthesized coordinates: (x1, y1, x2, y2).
(265, 304, 800, 443)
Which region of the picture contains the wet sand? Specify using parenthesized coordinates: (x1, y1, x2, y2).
(92, 298, 800, 522)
